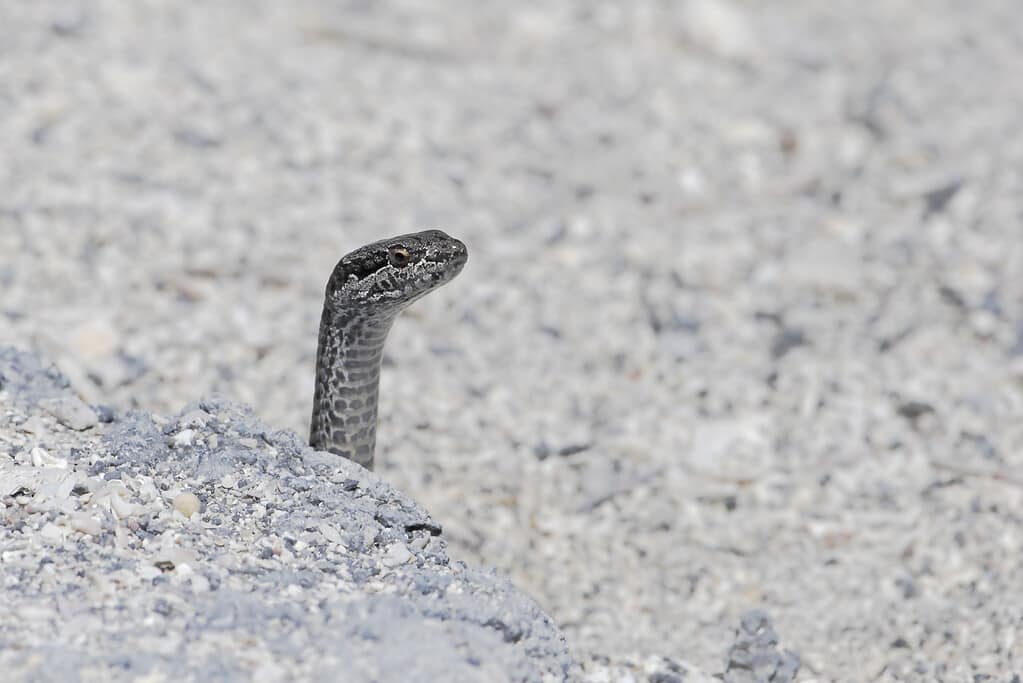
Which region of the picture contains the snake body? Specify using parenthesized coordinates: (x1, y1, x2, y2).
(309, 229, 467, 470)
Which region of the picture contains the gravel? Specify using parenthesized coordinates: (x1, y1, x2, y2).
(2, 0, 1023, 680)
(724, 611, 800, 683)
(0, 348, 576, 682)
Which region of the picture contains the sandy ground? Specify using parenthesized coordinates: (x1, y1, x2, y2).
(2, 1, 1022, 679)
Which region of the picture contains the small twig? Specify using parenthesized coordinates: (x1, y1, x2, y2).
(929, 459, 1023, 488)
(575, 467, 665, 514)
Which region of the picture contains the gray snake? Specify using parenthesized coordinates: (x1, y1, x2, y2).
(309, 230, 467, 470)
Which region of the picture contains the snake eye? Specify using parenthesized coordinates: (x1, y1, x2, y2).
(388, 246, 411, 268)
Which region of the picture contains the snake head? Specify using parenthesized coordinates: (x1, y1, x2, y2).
(325, 229, 468, 313)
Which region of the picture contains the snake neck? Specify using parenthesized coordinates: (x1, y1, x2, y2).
(309, 305, 396, 471)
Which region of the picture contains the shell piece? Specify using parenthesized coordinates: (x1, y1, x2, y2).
(173, 492, 201, 518)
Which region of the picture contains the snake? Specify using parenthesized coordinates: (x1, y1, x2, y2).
(309, 229, 468, 470)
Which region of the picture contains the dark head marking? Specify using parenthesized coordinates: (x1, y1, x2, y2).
(325, 229, 468, 314)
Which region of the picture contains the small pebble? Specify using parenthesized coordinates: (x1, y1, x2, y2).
(71, 513, 102, 536)
(319, 522, 343, 544)
(94, 405, 116, 423)
(39, 522, 62, 542)
(68, 319, 119, 358)
(37, 396, 98, 431)
(170, 429, 196, 448)
(177, 410, 210, 428)
(382, 543, 413, 568)
(17, 416, 48, 435)
(173, 492, 201, 518)
(677, 0, 757, 61)
(109, 493, 136, 519)
(30, 446, 68, 469)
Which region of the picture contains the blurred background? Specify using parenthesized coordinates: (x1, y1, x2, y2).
(2, 0, 1022, 678)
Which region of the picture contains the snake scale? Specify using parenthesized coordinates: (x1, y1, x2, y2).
(309, 230, 467, 470)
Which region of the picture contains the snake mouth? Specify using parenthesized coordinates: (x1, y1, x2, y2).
(420, 235, 467, 283)
(414, 256, 465, 292)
